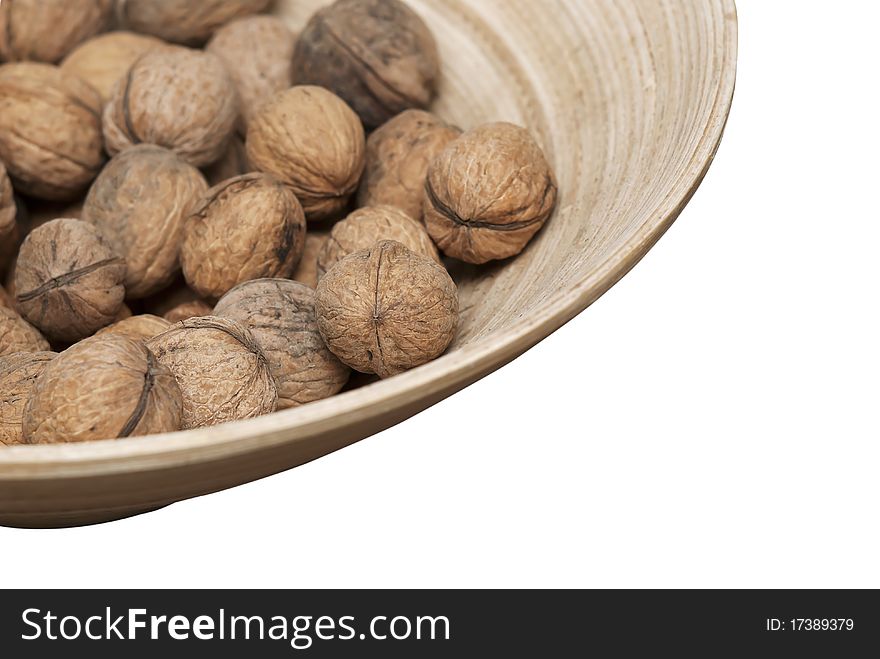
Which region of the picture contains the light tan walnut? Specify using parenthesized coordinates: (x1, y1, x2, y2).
(14, 219, 126, 343)
(96, 314, 172, 343)
(247, 86, 365, 221)
(0, 286, 14, 310)
(118, 0, 272, 46)
(0, 306, 50, 357)
(181, 173, 306, 300)
(82, 145, 208, 298)
(0, 0, 113, 63)
(0, 351, 56, 446)
(163, 300, 214, 324)
(423, 122, 558, 264)
(317, 205, 439, 279)
(292, 230, 329, 290)
(146, 316, 277, 429)
(315, 240, 458, 378)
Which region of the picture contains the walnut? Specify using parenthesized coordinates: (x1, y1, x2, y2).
(60, 31, 165, 104)
(357, 110, 461, 220)
(203, 134, 252, 186)
(0, 286, 14, 310)
(293, 0, 439, 130)
(103, 46, 239, 167)
(0, 351, 55, 446)
(13, 219, 126, 344)
(147, 316, 277, 429)
(181, 173, 306, 300)
(317, 205, 439, 279)
(163, 300, 213, 324)
(423, 122, 558, 264)
(0, 306, 50, 357)
(96, 314, 172, 343)
(0, 63, 105, 200)
(206, 15, 296, 135)
(0, 162, 17, 272)
(292, 230, 329, 289)
(247, 85, 365, 221)
(82, 145, 208, 299)
(315, 240, 458, 378)
(118, 0, 272, 46)
(22, 334, 182, 443)
(0, 0, 113, 63)
(215, 279, 350, 408)
(113, 303, 133, 323)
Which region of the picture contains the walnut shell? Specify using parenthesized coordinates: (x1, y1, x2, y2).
(215, 279, 350, 409)
(181, 173, 306, 300)
(317, 205, 439, 279)
(0, 0, 113, 64)
(423, 122, 559, 264)
(358, 110, 461, 220)
(315, 240, 458, 378)
(147, 316, 277, 429)
(0, 351, 56, 446)
(0, 306, 50, 357)
(118, 0, 272, 46)
(292, 0, 439, 130)
(203, 134, 252, 186)
(14, 218, 126, 343)
(83, 145, 209, 299)
(60, 31, 165, 104)
(0, 286, 14, 310)
(22, 334, 182, 443)
(247, 85, 365, 221)
(206, 15, 296, 135)
(163, 300, 213, 324)
(0, 162, 16, 271)
(0, 63, 105, 200)
(95, 314, 172, 343)
(292, 230, 329, 289)
(103, 46, 239, 167)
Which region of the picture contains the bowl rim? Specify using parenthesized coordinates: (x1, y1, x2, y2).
(0, 0, 738, 479)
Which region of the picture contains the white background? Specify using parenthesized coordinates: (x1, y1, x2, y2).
(3, 1, 879, 588)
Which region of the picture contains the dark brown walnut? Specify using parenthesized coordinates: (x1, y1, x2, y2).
(0, 306, 50, 357)
(0, 63, 105, 200)
(147, 316, 277, 429)
(215, 279, 350, 409)
(315, 240, 458, 378)
(358, 110, 461, 220)
(60, 31, 165, 104)
(22, 334, 182, 444)
(0, 162, 17, 272)
(0, 0, 113, 63)
(82, 145, 209, 299)
(247, 86, 365, 221)
(181, 173, 306, 300)
(118, 0, 272, 46)
(0, 286, 14, 310)
(96, 314, 172, 343)
(103, 46, 239, 167)
(203, 134, 253, 186)
(293, 0, 439, 130)
(14, 219, 126, 344)
(292, 230, 329, 289)
(206, 15, 296, 135)
(0, 351, 55, 446)
(317, 205, 439, 279)
(423, 122, 558, 264)
(163, 300, 213, 324)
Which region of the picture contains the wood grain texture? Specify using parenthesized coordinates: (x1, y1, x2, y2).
(0, 0, 737, 527)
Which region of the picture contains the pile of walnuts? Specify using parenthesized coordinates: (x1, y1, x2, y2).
(0, 0, 558, 446)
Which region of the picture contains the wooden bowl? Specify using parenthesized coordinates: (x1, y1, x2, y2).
(0, 0, 737, 527)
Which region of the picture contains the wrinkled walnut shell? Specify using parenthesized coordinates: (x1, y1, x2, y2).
(181, 173, 306, 300)
(315, 240, 458, 378)
(14, 219, 127, 344)
(358, 110, 461, 220)
(292, 230, 329, 290)
(0, 0, 113, 63)
(0, 162, 16, 271)
(60, 31, 165, 104)
(103, 46, 239, 167)
(317, 205, 439, 279)
(247, 85, 365, 221)
(215, 279, 350, 409)
(203, 134, 252, 186)
(292, 0, 439, 130)
(22, 334, 182, 443)
(95, 314, 172, 343)
(0, 306, 50, 357)
(163, 300, 214, 324)
(206, 15, 296, 134)
(118, 0, 272, 46)
(423, 122, 559, 264)
(0, 351, 56, 446)
(0, 63, 105, 200)
(83, 145, 208, 298)
(147, 316, 277, 429)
